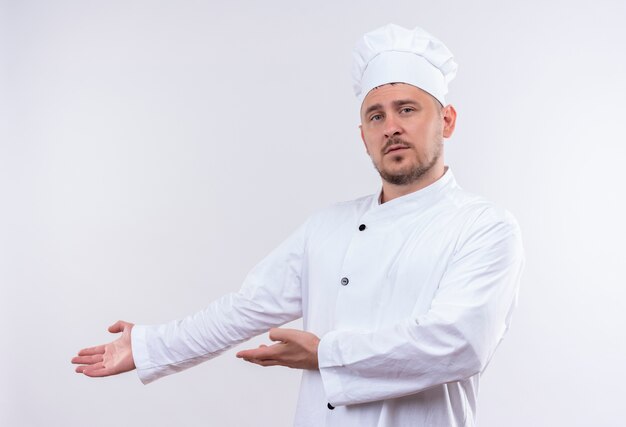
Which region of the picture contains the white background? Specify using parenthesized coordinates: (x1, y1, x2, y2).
(1, 1, 625, 426)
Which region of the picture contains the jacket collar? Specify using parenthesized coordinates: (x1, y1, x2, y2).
(362, 166, 457, 223)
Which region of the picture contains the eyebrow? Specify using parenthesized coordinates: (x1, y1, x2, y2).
(363, 103, 383, 117)
(363, 99, 420, 116)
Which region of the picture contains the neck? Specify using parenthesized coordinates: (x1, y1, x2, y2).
(380, 164, 446, 203)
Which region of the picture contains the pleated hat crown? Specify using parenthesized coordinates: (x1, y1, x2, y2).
(352, 24, 458, 106)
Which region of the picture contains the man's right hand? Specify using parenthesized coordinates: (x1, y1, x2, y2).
(71, 320, 136, 377)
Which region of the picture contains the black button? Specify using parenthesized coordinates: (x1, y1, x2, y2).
(358, 224, 366, 231)
(340, 277, 349, 286)
(327, 403, 335, 410)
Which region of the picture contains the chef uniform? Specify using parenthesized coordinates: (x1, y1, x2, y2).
(131, 24, 524, 427)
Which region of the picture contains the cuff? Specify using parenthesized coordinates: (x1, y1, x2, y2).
(130, 324, 154, 385)
(317, 330, 346, 405)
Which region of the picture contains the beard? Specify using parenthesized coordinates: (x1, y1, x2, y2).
(373, 136, 443, 186)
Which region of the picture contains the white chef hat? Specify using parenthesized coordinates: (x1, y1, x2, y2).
(352, 23, 458, 106)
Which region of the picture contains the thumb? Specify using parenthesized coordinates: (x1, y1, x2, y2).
(268, 328, 292, 343)
(108, 320, 130, 334)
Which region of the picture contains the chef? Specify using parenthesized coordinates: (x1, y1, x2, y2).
(72, 24, 524, 427)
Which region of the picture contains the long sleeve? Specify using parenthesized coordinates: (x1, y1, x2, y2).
(317, 209, 524, 406)
(131, 218, 310, 384)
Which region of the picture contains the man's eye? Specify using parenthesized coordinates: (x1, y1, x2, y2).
(400, 107, 414, 113)
(370, 114, 382, 121)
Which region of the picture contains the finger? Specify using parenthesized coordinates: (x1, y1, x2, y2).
(77, 345, 106, 356)
(81, 362, 109, 377)
(236, 348, 260, 359)
(75, 360, 104, 374)
(236, 343, 282, 359)
(75, 365, 88, 373)
(257, 359, 282, 367)
(269, 328, 296, 342)
(83, 369, 111, 377)
(71, 354, 104, 365)
(108, 320, 128, 334)
(243, 358, 282, 367)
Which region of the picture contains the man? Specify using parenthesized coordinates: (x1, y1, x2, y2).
(72, 24, 524, 426)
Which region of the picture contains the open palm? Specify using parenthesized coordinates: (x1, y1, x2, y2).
(72, 320, 136, 377)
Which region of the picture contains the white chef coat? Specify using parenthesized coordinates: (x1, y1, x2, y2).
(131, 167, 524, 427)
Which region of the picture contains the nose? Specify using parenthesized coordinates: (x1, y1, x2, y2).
(383, 114, 402, 138)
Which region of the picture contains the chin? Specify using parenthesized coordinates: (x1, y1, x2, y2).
(385, 161, 419, 175)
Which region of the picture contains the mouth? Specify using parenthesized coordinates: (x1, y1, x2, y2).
(384, 144, 410, 155)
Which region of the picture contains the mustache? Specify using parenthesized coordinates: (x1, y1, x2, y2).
(382, 137, 412, 154)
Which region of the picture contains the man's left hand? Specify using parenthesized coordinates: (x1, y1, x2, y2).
(236, 328, 320, 370)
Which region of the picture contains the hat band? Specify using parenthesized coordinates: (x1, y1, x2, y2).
(359, 51, 447, 106)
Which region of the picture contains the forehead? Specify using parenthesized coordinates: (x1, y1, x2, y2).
(360, 83, 433, 114)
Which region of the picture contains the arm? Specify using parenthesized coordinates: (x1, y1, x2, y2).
(71, 218, 310, 383)
(129, 218, 310, 384)
(317, 212, 524, 406)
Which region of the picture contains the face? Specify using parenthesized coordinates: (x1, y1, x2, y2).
(359, 83, 456, 186)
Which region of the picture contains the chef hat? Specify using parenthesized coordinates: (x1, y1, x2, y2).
(352, 23, 458, 106)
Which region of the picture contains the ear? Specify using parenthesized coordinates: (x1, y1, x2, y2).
(441, 105, 457, 139)
(359, 124, 370, 155)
